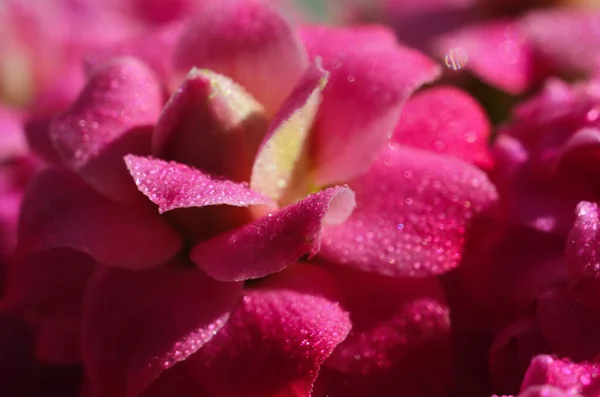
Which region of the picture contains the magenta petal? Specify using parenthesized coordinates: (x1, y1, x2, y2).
(301, 26, 441, 185)
(536, 285, 600, 360)
(520, 355, 600, 396)
(1, 248, 95, 364)
(192, 285, 351, 397)
(50, 57, 163, 202)
(316, 267, 451, 397)
(124, 155, 272, 213)
(24, 116, 62, 165)
(173, 0, 308, 115)
(566, 201, 600, 283)
(191, 186, 356, 281)
(152, 69, 267, 183)
(523, 9, 600, 76)
(85, 23, 183, 85)
(393, 85, 492, 168)
(519, 386, 574, 397)
(0, 106, 27, 161)
(320, 144, 498, 277)
(434, 20, 542, 94)
(82, 263, 241, 397)
(18, 168, 182, 270)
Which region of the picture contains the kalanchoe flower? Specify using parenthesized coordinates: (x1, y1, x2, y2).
(3, 0, 501, 396)
(493, 78, 600, 235)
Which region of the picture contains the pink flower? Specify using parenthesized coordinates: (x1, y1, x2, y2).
(4, 0, 498, 396)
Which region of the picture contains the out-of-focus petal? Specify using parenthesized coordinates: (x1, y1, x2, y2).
(193, 282, 351, 397)
(537, 286, 600, 360)
(125, 155, 272, 214)
(85, 23, 184, 85)
(314, 266, 451, 397)
(250, 61, 327, 203)
(393, 85, 492, 168)
(191, 186, 356, 281)
(23, 116, 62, 165)
(152, 69, 268, 183)
(434, 20, 543, 94)
(18, 168, 182, 270)
(81, 262, 241, 397)
(173, 0, 308, 115)
(301, 26, 441, 185)
(1, 248, 95, 364)
(519, 386, 577, 397)
(320, 144, 498, 277)
(520, 355, 600, 396)
(523, 9, 600, 76)
(50, 57, 163, 202)
(0, 107, 27, 161)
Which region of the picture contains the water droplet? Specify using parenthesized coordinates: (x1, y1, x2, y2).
(347, 75, 356, 82)
(444, 47, 468, 71)
(331, 59, 342, 69)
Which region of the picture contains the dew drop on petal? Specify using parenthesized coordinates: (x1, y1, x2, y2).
(444, 47, 468, 71)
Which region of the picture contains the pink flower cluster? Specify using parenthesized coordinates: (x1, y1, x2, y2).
(2, 0, 600, 396)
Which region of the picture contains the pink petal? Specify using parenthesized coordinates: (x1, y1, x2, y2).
(18, 168, 182, 270)
(519, 386, 575, 397)
(0, 106, 27, 161)
(250, 61, 327, 203)
(566, 201, 600, 283)
(173, 0, 308, 115)
(188, 283, 351, 397)
(301, 26, 441, 185)
(520, 355, 600, 396)
(82, 262, 241, 397)
(523, 9, 600, 76)
(191, 186, 356, 281)
(23, 116, 62, 165)
(50, 57, 163, 202)
(488, 318, 552, 393)
(433, 19, 544, 94)
(320, 144, 498, 277)
(85, 23, 184, 86)
(393, 85, 492, 168)
(124, 155, 272, 214)
(152, 69, 268, 183)
(1, 248, 95, 364)
(536, 286, 600, 361)
(314, 267, 451, 397)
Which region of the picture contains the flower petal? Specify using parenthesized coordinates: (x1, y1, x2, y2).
(191, 186, 356, 281)
(125, 155, 272, 214)
(23, 116, 62, 165)
(18, 168, 182, 270)
(520, 355, 600, 396)
(0, 106, 27, 161)
(250, 61, 327, 204)
(433, 19, 543, 94)
(300, 25, 441, 185)
(315, 266, 451, 397)
(320, 144, 498, 277)
(183, 282, 351, 397)
(50, 57, 163, 202)
(152, 69, 268, 183)
(523, 9, 600, 76)
(393, 85, 492, 168)
(173, 0, 308, 115)
(537, 286, 600, 361)
(85, 22, 184, 85)
(1, 248, 95, 364)
(566, 201, 600, 283)
(81, 262, 241, 397)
